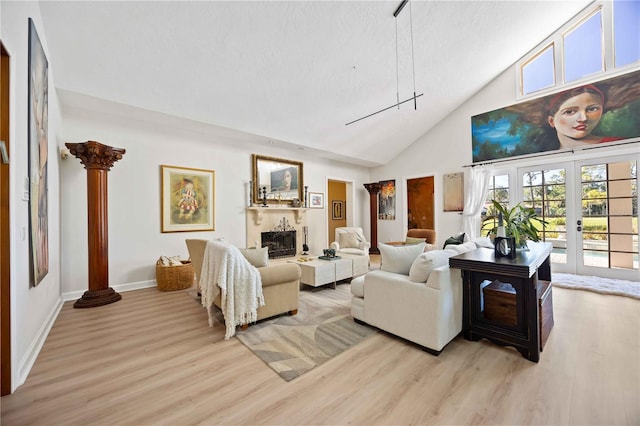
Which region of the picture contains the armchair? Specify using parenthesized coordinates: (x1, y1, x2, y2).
(330, 227, 371, 257)
(185, 239, 300, 324)
(330, 227, 371, 276)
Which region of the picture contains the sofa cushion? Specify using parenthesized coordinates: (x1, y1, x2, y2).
(409, 250, 452, 283)
(339, 232, 360, 249)
(240, 246, 269, 268)
(379, 242, 426, 275)
(445, 241, 477, 254)
(471, 236, 494, 248)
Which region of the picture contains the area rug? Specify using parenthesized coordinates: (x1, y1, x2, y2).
(552, 273, 640, 299)
(235, 284, 376, 381)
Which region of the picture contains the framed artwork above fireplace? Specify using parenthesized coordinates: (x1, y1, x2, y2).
(252, 154, 304, 206)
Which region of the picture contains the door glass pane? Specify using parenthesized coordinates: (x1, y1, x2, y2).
(523, 168, 567, 264)
(581, 161, 638, 270)
(482, 174, 510, 235)
(564, 10, 604, 82)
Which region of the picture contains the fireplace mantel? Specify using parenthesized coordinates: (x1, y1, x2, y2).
(246, 207, 308, 225)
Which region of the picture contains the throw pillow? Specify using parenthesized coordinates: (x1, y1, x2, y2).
(471, 236, 494, 248)
(339, 232, 360, 249)
(239, 246, 269, 268)
(405, 236, 427, 245)
(379, 242, 426, 275)
(409, 250, 452, 283)
(444, 241, 477, 254)
(442, 232, 465, 249)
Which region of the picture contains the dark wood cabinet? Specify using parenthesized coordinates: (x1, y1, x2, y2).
(449, 242, 554, 362)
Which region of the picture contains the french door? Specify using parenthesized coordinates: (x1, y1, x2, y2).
(519, 154, 639, 281)
(574, 156, 638, 280)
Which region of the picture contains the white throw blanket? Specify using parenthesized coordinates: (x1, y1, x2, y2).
(199, 240, 265, 339)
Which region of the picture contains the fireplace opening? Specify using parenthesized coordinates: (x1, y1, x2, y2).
(262, 231, 296, 259)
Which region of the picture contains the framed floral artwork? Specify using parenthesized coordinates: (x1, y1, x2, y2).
(309, 192, 324, 209)
(161, 165, 215, 232)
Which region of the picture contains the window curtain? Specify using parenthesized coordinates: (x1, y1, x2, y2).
(462, 165, 492, 239)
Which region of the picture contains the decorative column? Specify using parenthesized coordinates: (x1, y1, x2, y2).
(66, 141, 125, 308)
(364, 182, 382, 254)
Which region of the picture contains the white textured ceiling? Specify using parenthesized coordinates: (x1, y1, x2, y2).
(39, 0, 591, 167)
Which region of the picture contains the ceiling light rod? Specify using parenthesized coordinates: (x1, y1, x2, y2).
(345, 93, 423, 126)
(393, 0, 409, 17)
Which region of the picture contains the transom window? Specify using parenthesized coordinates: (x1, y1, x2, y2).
(518, 0, 639, 97)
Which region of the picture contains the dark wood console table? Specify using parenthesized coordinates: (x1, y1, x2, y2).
(449, 242, 553, 362)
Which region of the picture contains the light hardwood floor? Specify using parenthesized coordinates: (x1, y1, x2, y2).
(1, 277, 639, 425)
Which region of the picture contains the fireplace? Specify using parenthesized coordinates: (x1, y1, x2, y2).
(262, 231, 296, 259)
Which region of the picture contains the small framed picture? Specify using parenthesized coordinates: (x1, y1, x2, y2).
(161, 165, 215, 232)
(309, 192, 324, 209)
(332, 200, 344, 220)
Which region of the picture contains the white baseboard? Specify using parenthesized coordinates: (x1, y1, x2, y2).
(62, 280, 157, 302)
(16, 297, 64, 391)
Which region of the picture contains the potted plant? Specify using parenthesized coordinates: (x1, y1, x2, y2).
(482, 200, 547, 248)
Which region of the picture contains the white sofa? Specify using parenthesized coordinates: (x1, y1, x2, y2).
(350, 241, 480, 354)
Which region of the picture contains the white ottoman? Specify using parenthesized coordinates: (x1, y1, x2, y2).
(340, 254, 369, 277)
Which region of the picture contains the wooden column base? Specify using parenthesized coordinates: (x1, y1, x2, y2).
(73, 288, 122, 309)
(369, 248, 380, 255)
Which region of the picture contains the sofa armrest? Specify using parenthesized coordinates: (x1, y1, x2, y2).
(259, 263, 301, 287)
(425, 265, 460, 291)
(330, 241, 340, 250)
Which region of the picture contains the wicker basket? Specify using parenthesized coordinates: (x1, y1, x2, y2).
(155, 259, 194, 291)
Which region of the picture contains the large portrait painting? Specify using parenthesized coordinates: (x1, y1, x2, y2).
(161, 165, 215, 233)
(378, 179, 396, 220)
(28, 18, 48, 287)
(472, 69, 640, 163)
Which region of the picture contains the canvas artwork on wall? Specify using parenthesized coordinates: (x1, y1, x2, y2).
(471, 69, 640, 164)
(378, 180, 396, 220)
(443, 173, 464, 212)
(161, 165, 215, 232)
(28, 18, 49, 287)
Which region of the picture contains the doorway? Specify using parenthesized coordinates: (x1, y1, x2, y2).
(519, 154, 639, 281)
(1, 42, 11, 395)
(407, 176, 434, 230)
(327, 180, 347, 245)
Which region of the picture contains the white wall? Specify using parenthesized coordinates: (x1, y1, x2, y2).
(371, 69, 520, 247)
(1, 1, 64, 391)
(60, 104, 371, 296)
(372, 65, 640, 248)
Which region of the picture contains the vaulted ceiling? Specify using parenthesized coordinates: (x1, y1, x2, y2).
(39, 1, 591, 167)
